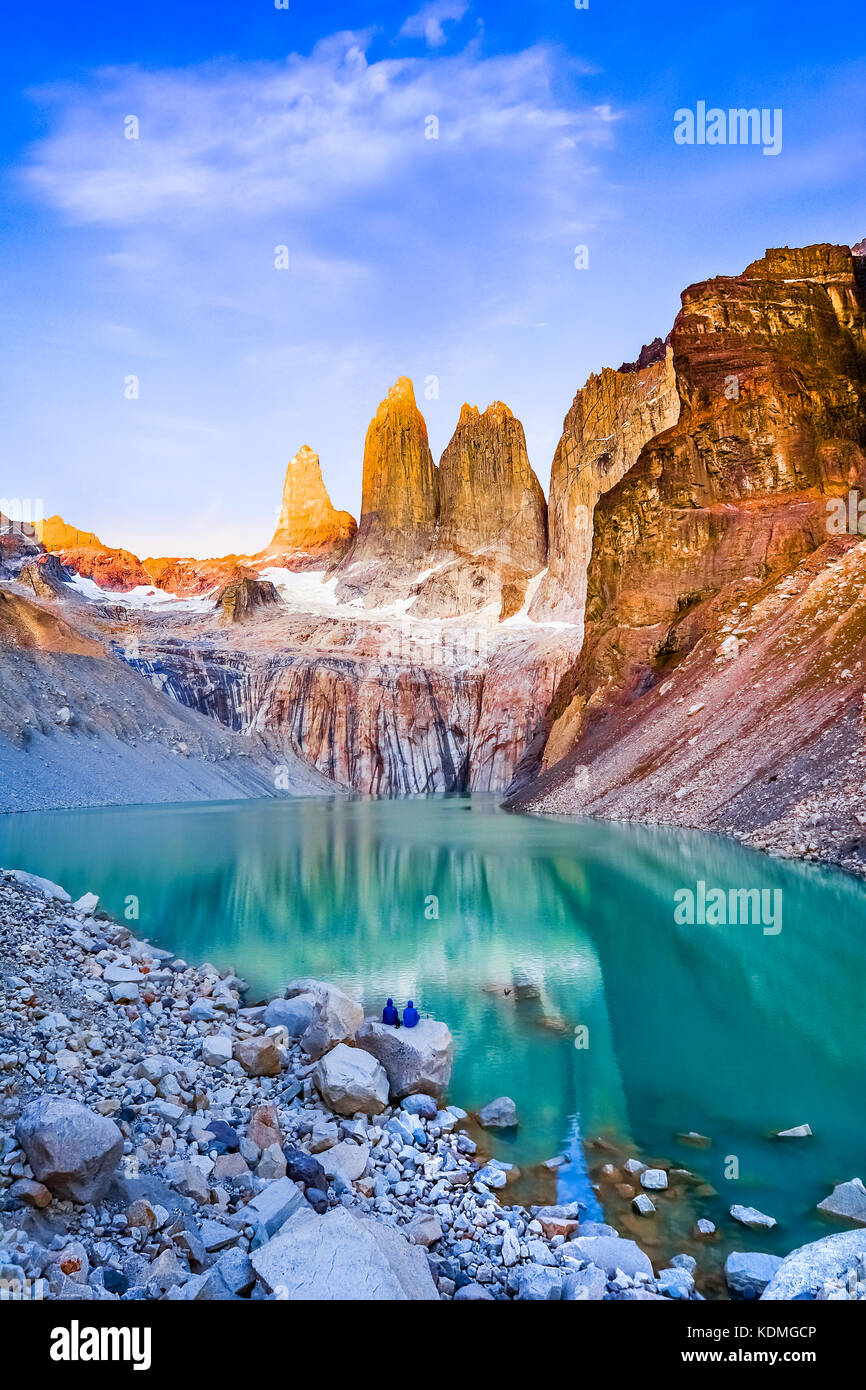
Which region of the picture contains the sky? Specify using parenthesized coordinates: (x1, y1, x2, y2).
(1, 0, 865, 558)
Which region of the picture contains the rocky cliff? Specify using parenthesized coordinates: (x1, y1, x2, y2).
(263, 445, 356, 570)
(515, 242, 866, 872)
(410, 401, 547, 621)
(529, 349, 679, 626)
(334, 378, 440, 606)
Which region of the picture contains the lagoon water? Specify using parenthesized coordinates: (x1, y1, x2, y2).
(2, 795, 864, 1265)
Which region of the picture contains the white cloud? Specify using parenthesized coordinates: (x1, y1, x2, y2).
(400, 1, 470, 48)
(22, 33, 616, 234)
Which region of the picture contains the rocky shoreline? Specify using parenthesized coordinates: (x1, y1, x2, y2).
(1, 869, 864, 1302)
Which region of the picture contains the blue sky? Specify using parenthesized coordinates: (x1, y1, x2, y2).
(2, 0, 864, 557)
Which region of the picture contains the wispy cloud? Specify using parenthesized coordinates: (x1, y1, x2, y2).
(399, 1, 470, 49)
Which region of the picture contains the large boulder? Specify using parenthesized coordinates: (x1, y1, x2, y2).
(313, 1042, 389, 1116)
(761, 1229, 866, 1300)
(285, 979, 364, 1061)
(252, 1206, 439, 1300)
(15, 1097, 123, 1203)
(355, 1018, 453, 1100)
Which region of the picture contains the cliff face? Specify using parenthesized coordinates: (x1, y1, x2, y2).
(529, 350, 680, 625)
(410, 401, 548, 620)
(526, 242, 866, 783)
(54, 545, 153, 592)
(335, 378, 439, 606)
(263, 445, 356, 569)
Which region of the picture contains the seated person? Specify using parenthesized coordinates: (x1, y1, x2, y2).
(382, 997, 399, 1026)
(402, 999, 420, 1028)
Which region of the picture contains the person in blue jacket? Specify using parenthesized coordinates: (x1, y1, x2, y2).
(403, 1000, 420, 1028)
(382, 998, 399, 1026)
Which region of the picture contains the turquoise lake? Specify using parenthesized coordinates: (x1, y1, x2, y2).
(1, 795, 864, 1280)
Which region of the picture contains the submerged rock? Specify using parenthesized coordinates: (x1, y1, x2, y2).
(731, 1204, 777, 1231)
(478, 1096, 519, 1129)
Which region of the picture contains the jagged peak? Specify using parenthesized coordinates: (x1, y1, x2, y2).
(457, 400, 515, 425)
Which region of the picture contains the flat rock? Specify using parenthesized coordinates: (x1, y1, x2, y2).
(568, 1235, 654, 1279)
(251, 1205, 439, 1300)
(731, 1204, 777, 1231)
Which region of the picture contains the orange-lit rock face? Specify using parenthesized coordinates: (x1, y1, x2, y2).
(143, 556, 247, 596)
(55, 546, 153, 593)
(264, 446, 356, 569)
(529, 351, 680, 626)
(335, 378, 439, 604)
(410, 401, 548, 620)
(37, 516, 103, 552)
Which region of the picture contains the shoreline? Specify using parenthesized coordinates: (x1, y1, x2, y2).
(1, 868, 863, 1302)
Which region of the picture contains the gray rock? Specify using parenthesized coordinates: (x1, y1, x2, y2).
(658, 1267, 694, 1299)
(725, 1251, 783, 1299)
(285, 978, 365, 1061)
(568, 1235, 654, 1279)
(513, 1264, 563, 1300)
(5, 869, 70, 901)
(453, 1282, 494, 1300)
(201, 1034, 232, 1068)
(401, 1093, 439, 1120)
(321, 1140, 370, 1184)
(641, 1168, 668, 1191)
(15, 1096, 123, 1203)
(252, 1205, 439, 1300)
(354, 1018, 454, 1100)
(730, 1204, 777, 1231)
(632, 1194, 656, 1215)
(562, 1264, 607, 1300)
(761, 1229, 866, 1300)
(313, 1043, 389, 1116)
(477, 1096, 518, 1129)
(246, 1177, 306, 1241)
(816, 1177, 866, 1225)
(776, 1124, 812, 1139)
(263, 994, 316, 1039)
